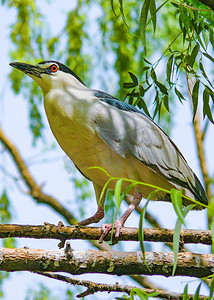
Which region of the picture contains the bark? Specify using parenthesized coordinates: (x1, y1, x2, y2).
(0, 247, 213, 277)
(0, 224, 212, 245)
(35, 271, 208, 299)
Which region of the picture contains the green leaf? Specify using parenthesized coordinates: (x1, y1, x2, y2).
(192, 80, 200, 120)
(121, 183, 137, 201)
(203, 88, 214, 124)
(167, 54, 174, 83)
(186, 6, 195, 20)
(171, 189, 185, 225)
(175, 87, 186, 103)
(193, 282, 202, 300)
(189, 43, 199, 68)
(140, 0, 150, 52)
(123, 82, 136, 89)
(142, 66, 150, 73)
(128, 72, 138, 86)
(119, 0, 129, 27)
(202, 52, 214, 64)
(139, 190, 157, 263)
(151, 68, 157, 82)
(183, 284, 188, 300)
(172, 217, 182, 276)
(110, 0, 118, 19)
(114, 179, 123, 209)
(149, 0, 157, 33)
(138, 96, 151, 118)
(139, 85, 145, 96)
(199, 58, 213, 88)
(204, 85, 214, 99)
(163, 94, 170, 111)
(98, 178, 112, 206)
(155, 81, 168, 95)
(172, 205, 193, 276)
(0, 190, 12, 224)
(153, 91, 160, 119)
(130, 288, 148, 300)
(144, 58, 152, 65)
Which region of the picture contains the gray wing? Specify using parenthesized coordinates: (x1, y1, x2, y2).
(93, 99, 208, 205)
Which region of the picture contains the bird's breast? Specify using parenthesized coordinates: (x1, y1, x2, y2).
(43, 91, 116, 181)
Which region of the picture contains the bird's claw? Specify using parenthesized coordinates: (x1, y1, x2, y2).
(99, 220, 123, 243)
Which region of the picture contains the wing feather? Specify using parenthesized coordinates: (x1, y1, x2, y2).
(93, 97, 208, 206)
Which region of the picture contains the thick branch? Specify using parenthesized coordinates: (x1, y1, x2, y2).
(0, 247, 213, 277)
(34, 271, 207, 299)
(0, 224, 212, 245)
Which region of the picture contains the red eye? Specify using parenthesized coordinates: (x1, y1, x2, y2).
(50, 64, 58, 72)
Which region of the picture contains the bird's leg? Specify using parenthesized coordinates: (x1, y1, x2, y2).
(76, 206, 105, 226)
(99, 191, 142, 243)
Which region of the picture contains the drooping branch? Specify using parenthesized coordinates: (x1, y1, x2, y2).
(0, 224, 212, 245)
(34, 271, 207, 299)
(0, 247, 213, 277)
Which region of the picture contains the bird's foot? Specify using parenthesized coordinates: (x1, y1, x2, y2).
(99, 219, 123, 243)
(76, 206, 105, 227)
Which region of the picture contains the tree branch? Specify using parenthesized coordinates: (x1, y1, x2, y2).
(34, 271, 207, 299)
(0, 247, 213, 277)
(0, 224, 212, 245)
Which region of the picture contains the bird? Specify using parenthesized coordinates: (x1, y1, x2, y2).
(10, 60, 208, 242)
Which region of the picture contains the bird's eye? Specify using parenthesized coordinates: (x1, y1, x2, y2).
(50, 64, 58, 72)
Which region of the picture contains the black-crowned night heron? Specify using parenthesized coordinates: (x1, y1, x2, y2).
(10, 61, 208, 241)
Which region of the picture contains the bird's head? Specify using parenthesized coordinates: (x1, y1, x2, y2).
(10, 60, 85, 94)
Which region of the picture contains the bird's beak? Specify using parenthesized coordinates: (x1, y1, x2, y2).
(10, 62, 44, 78)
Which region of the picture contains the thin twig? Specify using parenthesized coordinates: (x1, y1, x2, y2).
(33, 271, 207, 299)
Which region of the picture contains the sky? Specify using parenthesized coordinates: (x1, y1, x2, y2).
(0, 1, 214, 299)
